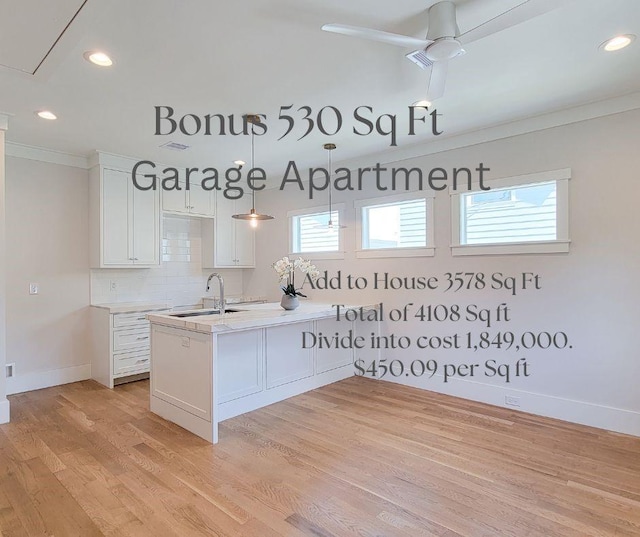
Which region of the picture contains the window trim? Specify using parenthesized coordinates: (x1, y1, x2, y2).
(450, 168, 571, 256)
(287, 204, 346, 260)
(354, 192, 435, 259)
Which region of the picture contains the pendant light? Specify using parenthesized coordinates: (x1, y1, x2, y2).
(232, 114, 274, 227)
(322, 143, 346, 229)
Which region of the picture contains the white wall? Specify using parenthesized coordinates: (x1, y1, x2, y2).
(0, 124, 9, 423)
(245, 109, 640, 436)
(4, 157, 91, 394)
(90, 215, 245, 306)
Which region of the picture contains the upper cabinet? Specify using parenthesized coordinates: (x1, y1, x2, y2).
(162, 177, 215, 218)
(202, 195, 255, 269)
(89, 153, 161, 268)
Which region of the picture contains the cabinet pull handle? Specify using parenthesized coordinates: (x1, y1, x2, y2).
(135, 359, 150, 364)
(136, 336, 149, 341)
(136, 317, 146, 321)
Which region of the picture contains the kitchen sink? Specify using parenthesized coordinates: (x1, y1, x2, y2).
(169, 309, 241, 318)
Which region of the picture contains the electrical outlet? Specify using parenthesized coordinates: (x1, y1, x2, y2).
(110, 281, 117, 292)
(505, 395, 521, 407)
(6, 363, 15, 378)
(29, 283, 39, 295)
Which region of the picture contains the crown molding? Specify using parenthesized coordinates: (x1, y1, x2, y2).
(5, 142, 89, 169)
(4, 90, 640, 176)
(335, 90, 640, 173)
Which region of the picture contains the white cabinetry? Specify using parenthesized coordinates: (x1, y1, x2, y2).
(89, 153, 160, 268)
(316, 318, 355, 373)
(151, 326, 212, 422)
(217, 330, 263, 403)
(91, 306, 168, 388)
(202, 196, 255, 268)
(266, 323, 314, 388)
(217, 319, 356, 422)
(162, 179, 215, 218)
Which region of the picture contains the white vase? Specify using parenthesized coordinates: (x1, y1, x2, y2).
(280, 294, 300, 311)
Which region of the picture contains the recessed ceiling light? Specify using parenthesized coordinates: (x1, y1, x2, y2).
(36, 110, 57, 120)
(600, 34, 635, 52)
(83, 51, 113, 67)
(411, 99, 432, 108)
(233, 160, 246, 168)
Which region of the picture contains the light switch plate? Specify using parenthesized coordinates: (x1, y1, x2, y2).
(29, 283, 39, 295)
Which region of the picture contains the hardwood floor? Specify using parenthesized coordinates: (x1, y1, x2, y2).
(1, 378, 639, 537)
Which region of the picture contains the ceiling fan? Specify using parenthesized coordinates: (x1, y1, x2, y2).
(322, 0, 567, 103)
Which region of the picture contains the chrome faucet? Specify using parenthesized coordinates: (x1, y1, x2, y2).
(206, 273, 225, 311)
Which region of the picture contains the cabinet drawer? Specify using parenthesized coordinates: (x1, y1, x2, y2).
(114, 350, 150, 378)
(113, 328, 150, 353)
(113, 312, 151, 329)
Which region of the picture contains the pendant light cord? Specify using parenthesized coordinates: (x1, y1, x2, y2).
(251, 122, 256, 212)
(328, 148, 333, 219)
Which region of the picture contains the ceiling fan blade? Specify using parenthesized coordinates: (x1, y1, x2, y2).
(426, 60, 448, 101)
(322, 23, 432, 49)
(457, 0, 567, 45)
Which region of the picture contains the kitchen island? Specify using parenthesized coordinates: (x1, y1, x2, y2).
(147, 302, 378, 443)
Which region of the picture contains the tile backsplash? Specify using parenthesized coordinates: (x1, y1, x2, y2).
(91, 215, 244, 306)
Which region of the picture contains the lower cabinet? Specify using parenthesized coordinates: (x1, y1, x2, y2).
(316, 318, 354, 373)
(91, 306, 167, 388)
(217, 330, 263, 403)
(266, 322, 314, 388)
(216, 319, 356, 422)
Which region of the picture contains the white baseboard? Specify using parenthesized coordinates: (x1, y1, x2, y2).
(0, 398, 10, 424)
(6, 363, 91, 396)
(383, 375, 640, 438)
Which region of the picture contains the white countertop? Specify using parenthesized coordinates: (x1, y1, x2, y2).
(91, 302, 171, 314)
(147, 302, 357, 333)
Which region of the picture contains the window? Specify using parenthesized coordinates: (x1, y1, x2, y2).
(451, 169, 570, 256)
(288, 205, 344, 259)
(355, 193, 434, 258)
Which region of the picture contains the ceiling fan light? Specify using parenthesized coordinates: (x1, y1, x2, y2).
(411, 99, 432, 108)
(601, 34, 635, 52)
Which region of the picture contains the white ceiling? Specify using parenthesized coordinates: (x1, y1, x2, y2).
(1, 0, 639, 173)
(0, 0, 87, 74)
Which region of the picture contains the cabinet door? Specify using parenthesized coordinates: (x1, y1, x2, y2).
(132, 180, 160, 265)
(316, 319, 354, 373)
(217, 331, 263, 403)
(188, 182, 215, 217)
(162, 181, 188, 214)
(102, 169, 132, 265)
(266, 323, 314, 388)
(234, 196, 255, 267)
(214, 196, 237, 267)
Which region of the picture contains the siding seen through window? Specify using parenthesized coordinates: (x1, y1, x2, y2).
(362, 198, 427, 249)
(460, 181, 557, 245)
(291, 211, 339, 253)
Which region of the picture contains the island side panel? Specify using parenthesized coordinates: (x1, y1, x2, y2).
(150, 324, 216, 442)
